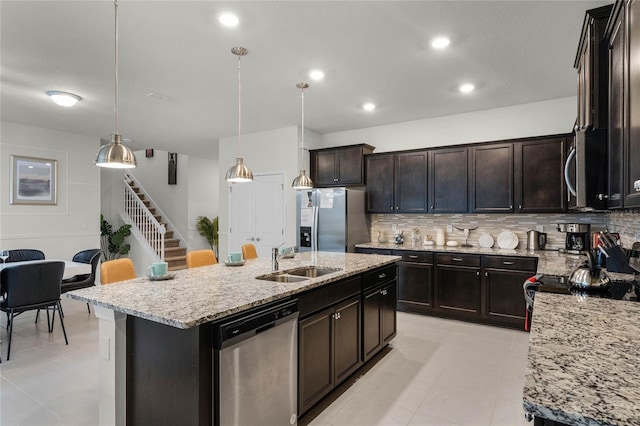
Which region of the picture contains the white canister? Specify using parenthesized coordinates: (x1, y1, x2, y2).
(435, 228, 445, 246)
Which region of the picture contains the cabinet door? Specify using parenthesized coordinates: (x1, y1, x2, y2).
(336, 146, 364, 185)
(397, 262, 433, 313)
(514, 138, 567, 213)
(436, 266, 481, 316)
(365, 154, 394, 213)
(363, 288, 382, 361)
(470, 144, 514, 213)
(298, 308, 334, 415)
(627, 0, 640, 207)
(333, 297, 362, 384)
(609, 7, 625, 209)
(429, 147, 468, 213)
(381, 281, 397, 345)
(313, 151, 338, 186)
(395, 151, 428, 213)
(483, 269, 531, 326)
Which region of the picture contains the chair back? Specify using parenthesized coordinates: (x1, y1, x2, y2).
(73, 249, 101, 264)
(101, 258, 136, 284)
(0, 261, 64, 309)
(61, 249, 101, 293)
(241, 244, 258, 260)
(186, 250, 218, 268)
(7, 249, 45, 263)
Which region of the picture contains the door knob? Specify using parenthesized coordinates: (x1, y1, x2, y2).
(248, 237, 255, 241)
(256, 237, 261, 241)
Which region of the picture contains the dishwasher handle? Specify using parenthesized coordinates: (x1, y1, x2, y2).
(215, 300, 299, 349)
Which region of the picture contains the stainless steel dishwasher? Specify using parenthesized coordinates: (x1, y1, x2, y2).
(214, 300, 299, 426)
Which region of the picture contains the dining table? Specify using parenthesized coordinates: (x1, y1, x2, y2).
(0, 259, 91, 280)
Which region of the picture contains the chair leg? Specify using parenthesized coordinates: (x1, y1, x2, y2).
(86, 303, 91, 314)
(46, 308, 52, 333)
(56, 302, 69, 345)
(49, 307, 56, 333)
(59, 302, 65, 318)
(35, 309, 40, 324)
(7, 310, 14, 361)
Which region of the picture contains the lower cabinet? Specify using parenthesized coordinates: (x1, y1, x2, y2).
(363, 280, 397, 361)
(395, 250, 434, 314)
(298, 296, 362, 416)
(435, 253, 482, 317)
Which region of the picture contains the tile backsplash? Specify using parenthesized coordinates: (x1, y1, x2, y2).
(369, 213, 609, 250)
(606, 210, 640, 247)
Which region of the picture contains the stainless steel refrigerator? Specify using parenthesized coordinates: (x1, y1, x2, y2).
(296, 187, 370, 253)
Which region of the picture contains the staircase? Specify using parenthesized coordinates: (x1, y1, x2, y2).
(125, 180, 188, 271)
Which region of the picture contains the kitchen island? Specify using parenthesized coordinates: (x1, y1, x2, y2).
(524, 291, 640, 425)
(68, 251, 400, 426)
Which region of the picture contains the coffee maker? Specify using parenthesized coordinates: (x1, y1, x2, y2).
(556, 223, 591, 253)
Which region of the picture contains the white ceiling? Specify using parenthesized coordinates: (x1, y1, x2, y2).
(1, 1, 611, 159)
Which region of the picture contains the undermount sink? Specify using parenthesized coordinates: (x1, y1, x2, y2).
(284, 266, 342, 278)
(256, 266, 342, 283)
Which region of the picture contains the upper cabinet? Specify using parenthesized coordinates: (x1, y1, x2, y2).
(625, 0, 640, 207)
(429, 147, 468, 213)
(469, 143, 514, 213)
(365, 151, 428, 214)
(607, 1, 625, 208)
(310, 144, 374, 187)
(575, 4, 613, 131)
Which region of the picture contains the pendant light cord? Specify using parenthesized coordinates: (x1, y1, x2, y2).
(300, 87, 305, 168)
(237, 53, 242, 158)
(114, 0, 119, 136)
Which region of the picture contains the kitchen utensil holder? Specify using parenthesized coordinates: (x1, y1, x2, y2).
(601, 244, 636, 274)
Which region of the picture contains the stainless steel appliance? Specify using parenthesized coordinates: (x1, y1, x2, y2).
(296, 187, 370, 253)
(564, 129, 608, 211)
(556, 223, 590, 253)
(526, 230, 547, 250)
(214, 300, 299, 426)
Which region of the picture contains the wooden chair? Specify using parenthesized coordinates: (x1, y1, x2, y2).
(241, 244, 258, 260)
(186, 250, 217, 268)
(100, 258, 137, 284)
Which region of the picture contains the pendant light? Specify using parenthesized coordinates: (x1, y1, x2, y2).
(225, 47, 253, 183)
(292, 82, 314, 190)
(95, 0, 137, 169)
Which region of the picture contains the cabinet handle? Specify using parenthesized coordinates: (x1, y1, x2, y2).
(396, 206, 399, 210)
(502, 261, 515, 265)
(337, 312, 341, 319)
(518, 205, 522, 210)
(408, 255, 419, 259)
(510, 205, 513, 210)
(331, 313, 336, 319)
(430, 205, 434, 210)
(381, 289, 387, 296)
(485, 272, 489, 277)
(476, 271, 480, 276)
(390, 206, 394, 211)
(378, 273, 387, 279)
(452, 257, 463, 262)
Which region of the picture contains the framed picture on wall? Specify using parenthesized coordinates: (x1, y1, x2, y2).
(10, 155, 58, 205)
(168, 152, 177, 185)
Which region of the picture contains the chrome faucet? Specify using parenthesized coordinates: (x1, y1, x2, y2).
(272, 247, 282, 271)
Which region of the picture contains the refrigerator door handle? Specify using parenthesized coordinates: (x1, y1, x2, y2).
(313, 206, 319, 252)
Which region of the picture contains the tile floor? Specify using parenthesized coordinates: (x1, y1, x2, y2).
(0, 299, 531, 426)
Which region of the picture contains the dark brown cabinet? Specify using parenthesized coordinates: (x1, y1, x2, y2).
(310, 144, 374, 187)
(298, 295, 362, 416)
(470, 144, 514, 213)
(608, 2, 625, 208)
(575, 4, 612, 130)
(481, 256, 537, 328)
(514, 137, 567, 213)
(363, 281, 397, 362)
(429, 147, 468, 213)
(395, 250, 434, 314)
(626, 0, 640, 207)
(365, 151, 428, 213)
(435, 253, 481, 317)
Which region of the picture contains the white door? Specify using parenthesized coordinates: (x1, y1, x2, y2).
(229, 174, 285, 258)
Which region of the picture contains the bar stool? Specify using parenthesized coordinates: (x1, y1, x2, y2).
(241, 244, 258, 260)
(100, 258, 137, 284)
(186, 250, 217, 268)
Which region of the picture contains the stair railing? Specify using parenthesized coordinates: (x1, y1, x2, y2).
(122, 174, 165, 260)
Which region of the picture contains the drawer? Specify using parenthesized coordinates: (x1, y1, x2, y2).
(482, 255, 537, 271)
(363, 264, 396, 289)
(298, 276, 362, 318)
(393, 250, 433, 264)
(436, 253, 481, 267)
(357, 248, 393, 255)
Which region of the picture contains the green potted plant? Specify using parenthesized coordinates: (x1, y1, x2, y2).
(100, 214, 132, 261)
(196, 216, 219, 259)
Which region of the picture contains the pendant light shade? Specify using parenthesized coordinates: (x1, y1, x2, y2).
(225, 47, 253, 183)
(95, 0, 137, 169)
(292, 82, 313, 189)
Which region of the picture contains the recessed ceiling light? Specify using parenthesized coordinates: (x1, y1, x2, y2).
(363, 103, 376, 111)
(309, 70, 325, 81)
(47, 91, 81, 107)
(459, 83, 475, 94)
(219, 13, 239, 27)
(431, 37, 450, 49)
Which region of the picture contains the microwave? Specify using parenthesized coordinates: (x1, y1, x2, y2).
(564, 128, 608, 211)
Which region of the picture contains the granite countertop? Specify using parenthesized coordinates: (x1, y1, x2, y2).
(67, 251, 400, 329)
(355, 242, 638, 282)
(523, 292, 640, 425)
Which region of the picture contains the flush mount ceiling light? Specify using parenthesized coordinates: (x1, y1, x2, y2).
(95, 0, 136, 169)
(292, 82, 313, 190)
(46, 91, 81, 107)
(309, 70, 325, 81)
(225, 47, 253, 183)
(459, 83, 475, 93)
(362, 102, 376, 111)
(219, 12, 239, 27)
(431, 36, 451, 49)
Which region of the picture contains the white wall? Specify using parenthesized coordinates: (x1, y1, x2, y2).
(187, 156, 219, 250)
(320, 97, 577, 152)
(0, 121, 101, 259)
(218, 126, 300, 259)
